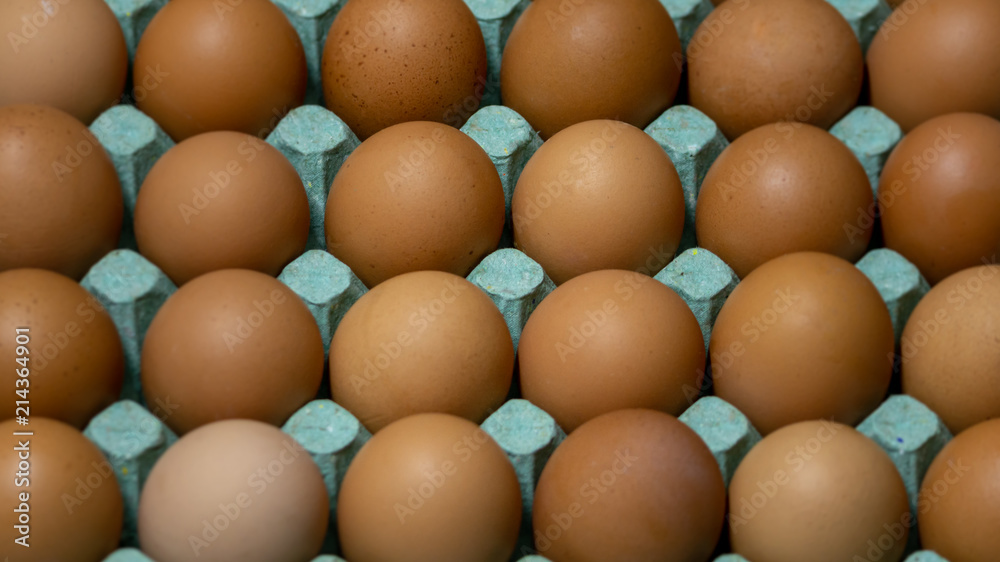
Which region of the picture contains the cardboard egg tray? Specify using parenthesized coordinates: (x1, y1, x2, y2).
(73, 0, 952, 560)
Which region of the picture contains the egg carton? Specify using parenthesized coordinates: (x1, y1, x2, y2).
(82, 100, 943, 560)
(76, 0, 957, 560)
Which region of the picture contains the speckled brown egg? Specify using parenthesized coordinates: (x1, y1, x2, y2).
(322, 0, 487, 139)
(879, 113, 1000, 285)
(518, 269, 705, 433)
(511, 120, 684, 285)
(0, 269, 123, 429)
(134, 131, 309, 286)
(141, 269, 324, 435)
(337, 413, 521, 562)
(532, 409, 725, 561)
(687, 0, 863, 139)
(729, 421, 909, 562)
(134, 0, 307, 141)
(329, 271, 513, 433)
(138, 420, 328, 562)
(696, 122, 873, 279)
(0, 104, 123, 280)
(0, 417, 123, 562)
(900, 265, 1000, 433)
(710, 252, 894, 435)
(325, 121, 504, 288)
(919, 418, 1000, 562)
(868, 0, 1000, 132)
(0, 0, 127, 124)
(501, 0, 681, 139)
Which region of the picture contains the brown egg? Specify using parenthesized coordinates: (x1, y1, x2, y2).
(134, 131, 309, 286)
(532, 409, 725, 561)
(0, 0, 127, 124)
(511, 120, 684, 285)
(900, 265, 1000, 433)
(919, 418, 1000, 562)
(729, 421, 909, 562)
(324, 121, 504, 288)
(337, 413, 521, 562)
(878, 113, 1000, 285)
(710, 252, 894, 435)
(329, 271, 513, 433)
(0, 104, 123, 280)
(500, 0, 681, 139)
(138, 420, 328, 562)
(687, 0, 863, 140)
(0, 417, 123, 562)
(141, 269, 323, 435)
(321, 0, 487, 139)
(0, 269, 123, 428)
(518, 270, 704, 433)
(134, 0, 307, 141)
(868, 0, 1000, 132)
(696, 122, 873, 279)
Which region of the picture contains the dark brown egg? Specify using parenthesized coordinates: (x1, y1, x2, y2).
(501, 0, 681, 139)
(0, 104, 123, 280)
(511, 120, 684, 285)
(321, 0, 487, 139)
(337, 414, 521, 562)
(532, 409, 725, 561)
(329, 271, 513, 433)
(729, 421, 909, 562)
(141, 269, 324, 435)
(919, 418, 1000, 562)
(518, 269, 705, 433)
(901, 265, 1000, 433)
(0, 269, 123, 429)
(134, 131, 309, 286)
(687, 0, 863, 139)
(138, 420, 328, 562)
(868, 0, 1000, 132)
(696, 123, 873, 279)
(710, 252, 894, 435)
(324, 121, 504, 288)
(879, 113, 1000, 285)
(134, 0, 307, 141)
(0, 417, 123, 562)
(0, 0, 127, 124)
